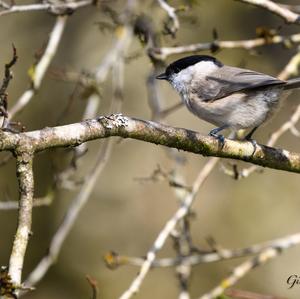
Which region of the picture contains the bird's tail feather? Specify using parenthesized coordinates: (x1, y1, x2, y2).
(284, 78, 300, 90)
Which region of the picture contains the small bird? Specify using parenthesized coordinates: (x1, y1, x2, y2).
(156, 55, 300, 145)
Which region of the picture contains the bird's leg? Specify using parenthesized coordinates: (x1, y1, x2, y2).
(244, 126, 258, 140)
(208, 125, 229, 148)
(244, 126, 258, 155)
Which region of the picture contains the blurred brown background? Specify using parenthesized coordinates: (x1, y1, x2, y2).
(1, 0, 300, 298)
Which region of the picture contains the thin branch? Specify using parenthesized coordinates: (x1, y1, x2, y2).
(8, 15, 68, 120)
(86, 275, 99, 299)
(236, 0, 300, 24)
(24, 12, 132, 287)
(157, 0, 179, 37)
(0, 1, 10, 9)
(268, 105, 300, 145)
(280, 4, 300, 14)
(168, 162, 194, 299)
(152, 33, 300, 59)
(55, 92, 100, 189)
(0, 45, 18, 128)
(56, 18, 132, 187)
(0, 193, 53, 210)
(0, 0, 93, 16)
(95, 27, 132, 83)
(23, 139, 113, 289)
(277, 50, 300, 80)
(0, 45, 18, 98)
(23, 48, 127, 290)
(197, 233, 300, 299)
(105, 232, 300, 268)
(118, 157, 219, 299)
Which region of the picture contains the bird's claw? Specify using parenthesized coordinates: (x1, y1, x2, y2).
(209, 130, 225, 148)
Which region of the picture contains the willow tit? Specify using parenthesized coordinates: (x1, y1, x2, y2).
(156, 55, 300, 145)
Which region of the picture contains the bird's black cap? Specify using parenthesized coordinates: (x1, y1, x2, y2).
(156, 55, 222, 80)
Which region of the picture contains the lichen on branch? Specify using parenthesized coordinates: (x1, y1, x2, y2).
(0, 114, 299, 174)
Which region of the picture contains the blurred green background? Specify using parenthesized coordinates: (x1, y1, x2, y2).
(1, 0, 300, 298)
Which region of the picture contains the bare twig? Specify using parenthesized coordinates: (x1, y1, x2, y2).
(0, 1, 10, 9)
(198, 233, 300, 299)
(23, 139, 113, 289)
(157, 0, 179, 37)
(118, 157, 219, 299)
(236, 0, 300, 24)
(173, 221, 192, 299)
(0, 44, 17, 102)
(0, 193, 53, 210)
(86, 275, 99, 299)
(22, 54, 127, 292)
(280, 4, 300, 14)
(24, 10, 132, 287)
(55, 92, 100, 189)
(277, 50, 300, 80)
(168, 160, 194, 299)
(95, 28, 132, 83)
(268, 105, 300, 146)
(8, 15, 68, 120)
(104, 232, 300, 268)
(56, 7, 132, 188)
(0, 45, 17, 128)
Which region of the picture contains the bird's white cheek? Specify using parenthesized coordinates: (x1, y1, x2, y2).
(170, 72, 191, 94)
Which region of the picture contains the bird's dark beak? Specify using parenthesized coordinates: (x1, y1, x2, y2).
(156, 73, 168, 80)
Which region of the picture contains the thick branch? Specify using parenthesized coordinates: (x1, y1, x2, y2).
(0, 114, 300, 173)
(8, 143, 34, 294)
(0, 0, 93, 16)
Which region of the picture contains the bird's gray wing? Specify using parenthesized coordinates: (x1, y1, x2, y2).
(192, 66, 285, 101)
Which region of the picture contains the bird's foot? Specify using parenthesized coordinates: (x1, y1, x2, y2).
(209, 128, 225, 149)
